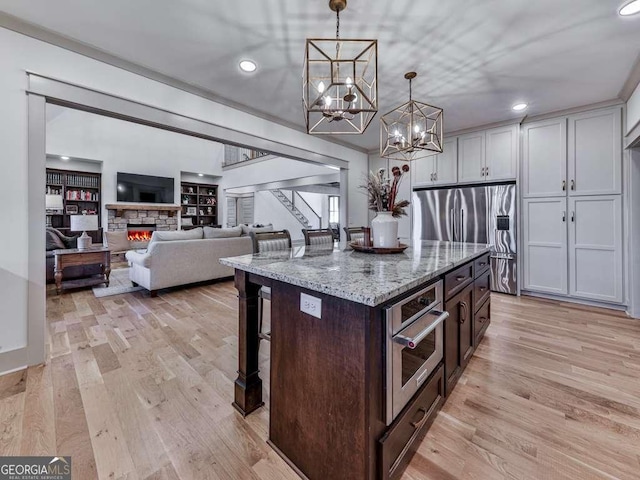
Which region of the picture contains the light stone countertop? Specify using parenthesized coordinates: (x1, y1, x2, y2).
(220, 240, 490, 307)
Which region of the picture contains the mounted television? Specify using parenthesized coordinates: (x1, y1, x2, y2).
(116, 172, 174, 203)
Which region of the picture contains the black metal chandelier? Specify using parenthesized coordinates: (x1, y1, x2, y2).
(303, 0, 378, 135)
(380, 72, 443, 160)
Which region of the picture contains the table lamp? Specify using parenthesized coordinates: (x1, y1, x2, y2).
(45, 194, 63, 213)
(70, 214, 98, 250)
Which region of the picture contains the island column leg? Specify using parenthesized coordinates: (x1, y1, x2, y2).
(232, 269, 264, 416)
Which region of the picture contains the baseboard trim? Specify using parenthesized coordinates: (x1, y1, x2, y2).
(521, 290, 628, 313)
(0, 347, 28, 376)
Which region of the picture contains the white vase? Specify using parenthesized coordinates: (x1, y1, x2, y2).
(371, 211, 399, 248)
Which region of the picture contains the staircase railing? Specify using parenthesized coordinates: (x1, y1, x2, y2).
(270, 189, 312, 228)
(223, 145, 270, 167)
(293, 191, 321, 228)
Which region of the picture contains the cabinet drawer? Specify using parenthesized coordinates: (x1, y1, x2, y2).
(445, 262, 474, 300)
(473, 269, 491, 312)
(379, 364, 444, 480)
(474, 298, 491, 345)
(474, 254, 490, 277)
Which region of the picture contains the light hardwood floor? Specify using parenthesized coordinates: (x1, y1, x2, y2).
(1, 282, 639, 479)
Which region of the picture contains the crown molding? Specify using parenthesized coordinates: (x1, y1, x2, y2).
(0, 12, 369, 154)
(619, 52, 640, 102)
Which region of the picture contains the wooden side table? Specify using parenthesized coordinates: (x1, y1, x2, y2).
(53, 247, 111, 295)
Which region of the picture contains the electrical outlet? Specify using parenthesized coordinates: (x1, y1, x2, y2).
(300, 293, 322, 319)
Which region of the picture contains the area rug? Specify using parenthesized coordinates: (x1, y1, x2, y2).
(93, 267, 143, 298)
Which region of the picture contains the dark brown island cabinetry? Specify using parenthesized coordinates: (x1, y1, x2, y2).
(444, 252, 491, 395)
(222, 243, 492, 480)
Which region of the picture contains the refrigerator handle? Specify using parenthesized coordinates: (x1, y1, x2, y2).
(460, 209, 465, 243)
(450, 209, 455, 240)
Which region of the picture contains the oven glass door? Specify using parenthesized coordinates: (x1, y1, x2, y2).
(401, 330, 437, 385)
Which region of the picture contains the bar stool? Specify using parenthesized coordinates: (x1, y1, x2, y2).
(249, 230, 292, 345)
(343, 226, 366, 243)
(302, 228, 335, 246)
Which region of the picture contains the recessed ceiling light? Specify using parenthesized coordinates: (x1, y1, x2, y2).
(239, 60, 257, 73)
(620, 0, 640, 16)
(198, 173, 204, 177)
(512, 103, 528, 112)
(60, 156, 70, 160)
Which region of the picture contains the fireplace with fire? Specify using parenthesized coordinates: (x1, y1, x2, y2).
(127, 225, 156, 247)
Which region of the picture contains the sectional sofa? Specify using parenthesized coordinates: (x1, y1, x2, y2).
(125, 226, 254, 295)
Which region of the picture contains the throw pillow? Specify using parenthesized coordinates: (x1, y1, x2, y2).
(150, 227, 203, 243)
(45, 230, 66, 251)
(104, 230, 130, 252)
(203, 226, 242, 239)
(241, 223, 274, 235)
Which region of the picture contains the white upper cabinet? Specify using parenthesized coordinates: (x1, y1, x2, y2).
(568, 107, 622, 196)
(522, 197, 568, 295)
(485, 125, 518, 181)
(411, 156, 436, 186)
(568, 195, 623, 303)
(433, 138, 458, 185)
(522, 117, 567, 198)
(458, 132, 485, 183)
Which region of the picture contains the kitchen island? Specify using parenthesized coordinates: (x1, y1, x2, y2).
(220, 240, 491, 480)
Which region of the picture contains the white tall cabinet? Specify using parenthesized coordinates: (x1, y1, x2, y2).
(522, 106, 624, 304)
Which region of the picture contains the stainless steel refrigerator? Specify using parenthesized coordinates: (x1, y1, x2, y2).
(413, 182, 517, 294)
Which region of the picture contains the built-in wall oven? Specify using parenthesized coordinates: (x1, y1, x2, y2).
(385, 280, 448, 425)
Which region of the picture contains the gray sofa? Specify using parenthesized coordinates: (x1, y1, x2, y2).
(125, 226, 252, 295)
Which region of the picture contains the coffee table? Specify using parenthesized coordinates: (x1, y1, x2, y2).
(53, 247, 111, 295)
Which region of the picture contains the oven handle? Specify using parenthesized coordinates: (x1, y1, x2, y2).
(393, 310, 449, 349)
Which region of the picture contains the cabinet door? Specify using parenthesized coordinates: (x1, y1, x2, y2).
(485, 125, 518, 181)
(457, 132, 485, 183)
(458, 285, 474, 370)
(411, 157, 435, 187)
(568, 196, 623, 303)
(522, 198, 568, 295)
(568, 107, 622, 196)
(433, 138, 458, 185)
(443, 294, 461, 394)
(444, 283, 473, 394)
(522, 118, 567, 197)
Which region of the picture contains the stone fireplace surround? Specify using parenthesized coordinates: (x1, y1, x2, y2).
(106, 203, 180, 233)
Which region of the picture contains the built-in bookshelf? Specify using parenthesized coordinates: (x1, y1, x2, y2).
(46, 168, 102, 231)
(180, 181, 218, 227)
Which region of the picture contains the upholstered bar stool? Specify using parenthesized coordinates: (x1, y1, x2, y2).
(302, 228, 335, 246)
(248, 230, 292, 346)
(343, 226, 366, 243)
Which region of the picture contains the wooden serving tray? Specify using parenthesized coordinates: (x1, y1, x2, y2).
(350, 242, 409, 254)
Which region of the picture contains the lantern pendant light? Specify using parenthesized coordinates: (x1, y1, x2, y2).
(303, 0, 378, 135)
(380, 72, 443, 160)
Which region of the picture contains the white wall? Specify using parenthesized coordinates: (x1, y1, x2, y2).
(254, 191, 310, 242)
(220, 157, 339, 226)
(46, 107, 223, 224)
(0, 26, 368, 373)
(297, 191, 329, 228)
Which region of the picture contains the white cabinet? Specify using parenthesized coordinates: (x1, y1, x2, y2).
(411, 138, 457, 186)
(458, 131, 485, 183)
(485, 125, 518, 181)
(568, 195, 623, 303)
(523, 198, 568, 295)
(458, 126, 517, 183)
(411, 155, 436, 186)
(568, 107, 622, 196)
(433, 138, 458, 185)
(522, 118, 567, 197)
